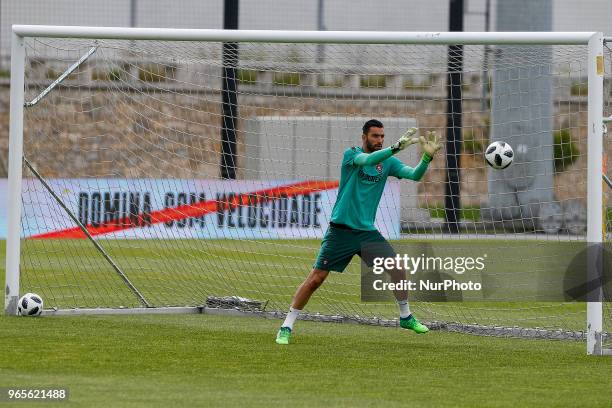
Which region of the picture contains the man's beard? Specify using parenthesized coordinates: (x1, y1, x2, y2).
(366, 140, 383, 152)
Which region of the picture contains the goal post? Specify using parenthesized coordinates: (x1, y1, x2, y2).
(586, 32, 604, 355)
(5, 31, 26, 317)
(5, 25, 609, 355)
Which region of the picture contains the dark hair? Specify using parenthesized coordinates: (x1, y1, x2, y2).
(362, 119, 384, 135)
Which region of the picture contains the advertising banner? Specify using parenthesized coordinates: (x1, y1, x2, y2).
(0, 179, 400, 240)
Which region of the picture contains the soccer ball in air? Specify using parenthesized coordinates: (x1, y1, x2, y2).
(484, 141, 514, 170)
(17, 293, 43, 316)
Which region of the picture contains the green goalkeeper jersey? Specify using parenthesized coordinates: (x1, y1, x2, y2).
(330, 146, 430, 231)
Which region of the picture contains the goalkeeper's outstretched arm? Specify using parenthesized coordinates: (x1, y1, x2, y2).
(353, 147, 395, 166)
(395, 131, 441, 180)
(395, 130, 441, 180)
(395, 154, 432, 181)
(353, 127, 419, 166)
(354, 129, 441, 182)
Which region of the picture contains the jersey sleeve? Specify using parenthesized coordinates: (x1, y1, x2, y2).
(341, 147, 360, 167)
(391, 155, 431, 180)
(387, 156, 406, 178)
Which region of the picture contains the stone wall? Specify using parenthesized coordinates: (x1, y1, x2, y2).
(0, 85, 601, 209)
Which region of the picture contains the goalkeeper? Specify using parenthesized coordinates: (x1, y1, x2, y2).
(276, 119, 441, 345)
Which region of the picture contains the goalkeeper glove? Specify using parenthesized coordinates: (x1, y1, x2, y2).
(419, 131, 442, 159)
(390, 127, 419, 153)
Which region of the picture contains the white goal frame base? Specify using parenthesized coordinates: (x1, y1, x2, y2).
(40, 306, 603, 344)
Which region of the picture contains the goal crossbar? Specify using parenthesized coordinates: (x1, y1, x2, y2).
(12, 25, 598, 45)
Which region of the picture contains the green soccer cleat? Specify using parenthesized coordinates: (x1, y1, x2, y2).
(275, 326, 292, 345)
(400, 315, 429, 334)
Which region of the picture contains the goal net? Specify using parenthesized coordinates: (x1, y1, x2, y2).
(7, 28, 611, 349)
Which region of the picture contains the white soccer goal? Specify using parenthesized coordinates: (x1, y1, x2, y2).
(4, 26, 610, 355)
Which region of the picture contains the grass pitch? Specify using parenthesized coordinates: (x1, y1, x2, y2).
(1, 313, 612, 407)
(2, 239, 612, 406)
(11, 238, 593, 331)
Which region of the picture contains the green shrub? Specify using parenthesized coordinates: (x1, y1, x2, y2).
(107, 69, 121, 81)
(570, 81, 588, 96)
(92, 68, 121, 81)
(553, 129, 580, 171)
(425, 204, 481, 221)
(237, 69, 258, 85)
(273, 72, 300, 86)
(461, 130, 484, 154)
(139, 64, 171, 83)
(360, 75, 387, 88)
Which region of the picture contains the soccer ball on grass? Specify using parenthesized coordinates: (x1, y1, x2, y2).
(17, 293, 43, 316)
